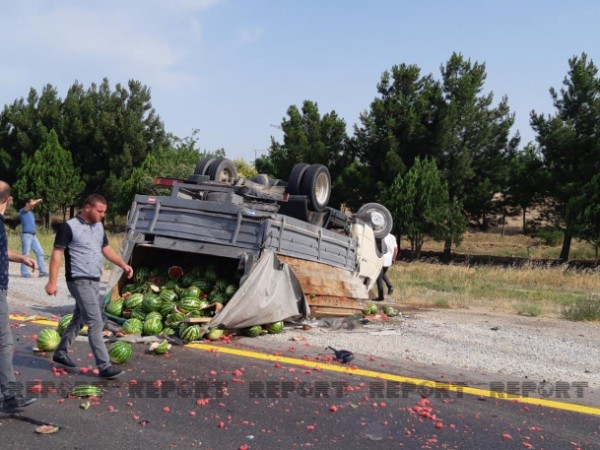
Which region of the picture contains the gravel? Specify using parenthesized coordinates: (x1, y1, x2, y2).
(7, 262, 600, 396)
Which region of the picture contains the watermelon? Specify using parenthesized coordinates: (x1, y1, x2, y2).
(179, 324, 202, 342)
(144, 311, 163, 322)
(208, 291, 227, 305)
(189, 266, 204, 277)
(105, 298, 124, 317)
(179, 273, 195, 287)
(122, 284, 136, 294)
(57, 314, 73, 336)
(142, 294, 162, 312)
(160, 300, 176, 317)
(122, 318, 143, 334)
(214, 279, 228, 292)
(124, 293, 144, 309)
(165, 311, 185, 327)
(150, 340, 171, 355)
(363, 303, 378, 315)
(191, 278, 212, 292)
(179, 296, 202, 312)
(383, 305, 399, 317)
(130, 307, 147, 321)
(183, 286, 201, 298)
(164, 279, 178, 290)
(143, 316, 163, 336)
(207, 328, 224, 341)
(265, 321, 284, 334)
(224, 284, 237, 298)
(167, 265, 184, 280)
(134, 267, 151, 284)
(161, 327, 176, 337)
(37, 328, 61, 351)
(159, 289, 178, 303)
(203, 268, 218, 283)
(108, 341, 132, 364)
(243, 325, 263, 337)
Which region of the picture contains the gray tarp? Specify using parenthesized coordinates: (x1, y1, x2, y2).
(207, 250, 309, 330)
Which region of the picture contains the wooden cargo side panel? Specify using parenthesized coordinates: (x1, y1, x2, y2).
(278, 255, 369, 300)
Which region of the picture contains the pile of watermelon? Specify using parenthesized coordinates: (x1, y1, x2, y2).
(103, 264, 240, 342)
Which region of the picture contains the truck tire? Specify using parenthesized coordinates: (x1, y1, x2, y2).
(355, 203, 393, 239)
(287, 163, 310, 195)
(207, 158, 237, 184)
(301, 164, 331, 212)
(194, 158, 216, 175)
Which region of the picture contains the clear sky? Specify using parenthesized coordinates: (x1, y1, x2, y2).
(1, 0, 598, 164)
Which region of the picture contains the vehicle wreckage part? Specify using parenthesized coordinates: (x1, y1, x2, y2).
(208, 158, 238, 183)
(194, 157, 216, 175)
(301, 164, 331, 212)
(355, 203, 393, 239)
(287, 163, 310, 195)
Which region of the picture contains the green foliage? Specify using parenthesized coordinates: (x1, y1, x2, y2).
(562, 294, 600, 321)
(256, 100, 352, 208)
(531, 52, 600, 260)
(12, 129, 84, 223)
(533, 229, 563, 246)
(383, 157, 466, 258)
(568, 173, 600, 260)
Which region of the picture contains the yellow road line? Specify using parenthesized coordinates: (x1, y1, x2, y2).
(186, 342, 600, 417)
(12, 315, 599, 416)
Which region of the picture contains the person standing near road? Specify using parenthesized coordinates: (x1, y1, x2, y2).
(45, 194, 134, 380)
(375, 232, 398, 301)
(0, 181, 38, 412)
(19, 198, 48, 278)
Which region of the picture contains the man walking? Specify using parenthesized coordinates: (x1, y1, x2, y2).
(0, 181, 38, 412)
(45, 194, 133, 380)
(19, 198, 48, 277)
(375, 232, 398, 301)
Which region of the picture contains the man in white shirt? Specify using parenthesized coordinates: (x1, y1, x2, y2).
(375, 233, 398, 301)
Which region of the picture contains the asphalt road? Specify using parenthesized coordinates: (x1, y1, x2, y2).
(2, 319, 599, 450)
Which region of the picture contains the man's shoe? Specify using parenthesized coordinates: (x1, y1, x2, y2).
(388, 287, 394, 295)
(21, 273, 32, 279)
(374, 297, 385, 302)
(99, 366, 124, 380)
(39, 272, 49, 277)
(52, 353, 78, 368)
(1, 395, 37, 412)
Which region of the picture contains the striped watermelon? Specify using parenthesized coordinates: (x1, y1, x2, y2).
(183, 286, 201, 298)
(160, 300, 176, 317)
(179, 324, 202, 342)
(225, 284, 237, 298)
(214, 279, 228, 292)
(142, 294, 162, 312)
(124, 293, 144, 309)
(165, 311, 185, 327)
(191, 278, 212, 292)
(134, 267, 151, 284)
(243, 325, 263, 337)
(143, 316, 163, 336)
(130, 307, 147, 321)
(108, 341, 132, 364)
(208, 291, 227, 305)
(105, 298, 124, 317)
(57, 314, 73, 336)
(37, 328, 61, 351)
(159, 289, 178, 303)
(122, 318, 143, 335)
(265, 321, 284, 334)
(179, 296, 202, 312)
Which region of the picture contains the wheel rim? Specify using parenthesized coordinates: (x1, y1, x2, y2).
(314, 172, 330, 205)
(369, 210, 386, 231)
(218, 168, 236, 183)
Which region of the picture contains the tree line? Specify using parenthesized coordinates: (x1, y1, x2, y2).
(1, 52, 599, 261)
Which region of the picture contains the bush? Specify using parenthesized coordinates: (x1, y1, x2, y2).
(562, 294, 600, 321)
(533, 229, 563, 246)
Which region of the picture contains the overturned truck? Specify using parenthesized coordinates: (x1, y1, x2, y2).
(105, 158, 392, 333)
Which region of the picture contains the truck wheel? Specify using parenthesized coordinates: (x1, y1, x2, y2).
(355, 203, 393, 239)
(208, 159, 237, 184)
(287, 163, 309, 195)
(301, 164, 331, 212)
(194, 157, 216, 175)
(250, 174, 270, 186)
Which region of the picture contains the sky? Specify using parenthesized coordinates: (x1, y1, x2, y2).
(1, 0, 599, 164)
